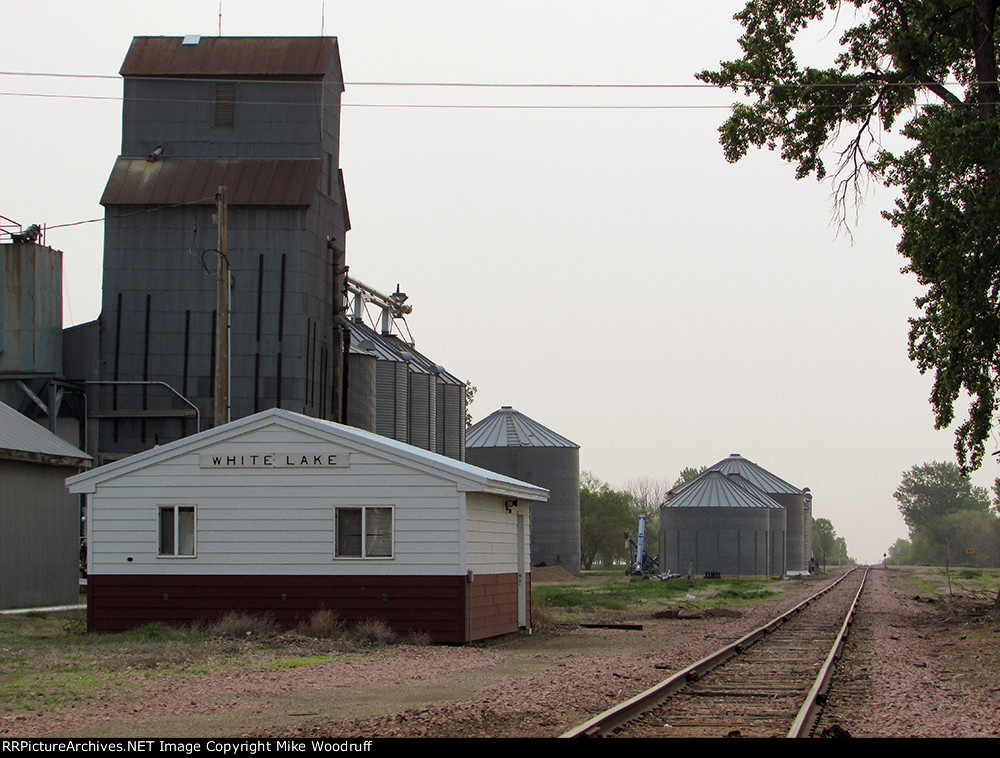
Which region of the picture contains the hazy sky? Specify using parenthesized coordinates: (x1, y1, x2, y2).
(2, 0, 994, 563)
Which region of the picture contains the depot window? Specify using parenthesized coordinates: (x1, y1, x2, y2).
(335, 506, 393, 558)
(158, 505, 196, 557)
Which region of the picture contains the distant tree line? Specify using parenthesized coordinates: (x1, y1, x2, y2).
(812, 518, 852, 570)
(888, 461, 1000, 568)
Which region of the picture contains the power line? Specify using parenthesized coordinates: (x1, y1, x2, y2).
(45, 196, 217, 232)
(0, 89, 743, 109)
(0, 68, 989, 89)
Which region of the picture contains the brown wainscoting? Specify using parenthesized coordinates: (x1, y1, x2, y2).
(87, 573, 523, 643)
(468, 572, 521, 640)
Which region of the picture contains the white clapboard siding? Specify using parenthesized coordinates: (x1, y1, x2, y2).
(73, 409, 547, 578)
(465, 492, 528, 575)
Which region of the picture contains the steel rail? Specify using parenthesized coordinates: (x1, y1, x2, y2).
(787, 566, 868, 738)
(559, 568, 863, 739)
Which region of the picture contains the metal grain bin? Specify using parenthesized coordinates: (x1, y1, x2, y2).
(466, 407, 580, 573)
(703, 454, 810, 574)
(436, 380, 466, 461)
(406, 369, 436, 451)
(346, 344, 376, 432)
(374, 359, 408, 443)
(660, 471, 782, 578)
(1, 242, 63, 405)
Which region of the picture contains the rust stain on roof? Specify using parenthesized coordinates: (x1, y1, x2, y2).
(100, 158, 322, 206)
(120, 36, 342, 83)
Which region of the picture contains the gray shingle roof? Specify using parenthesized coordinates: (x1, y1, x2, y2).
(466, 407, 578, 449)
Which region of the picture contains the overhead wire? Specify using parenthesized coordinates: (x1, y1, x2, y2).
(1, 69, 971, 231)
(0, 68, 983, 111)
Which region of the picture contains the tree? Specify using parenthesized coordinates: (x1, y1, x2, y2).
(699, 1, 1000, 472)
(813, 517, 838, 568)
(893, 461, 991, 536)
(672, 465, 706, 489)
(622, 476, 670, 550)
(812, 517, 853, 568)
(887, 536, 915, 565)
(579, 473, 635, 570)
(464, 381, 477, 428)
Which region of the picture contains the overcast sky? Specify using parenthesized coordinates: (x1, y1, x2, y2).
(2, 0, 994, 563)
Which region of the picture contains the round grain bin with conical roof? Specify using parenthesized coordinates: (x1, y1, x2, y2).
(345, 344, 377, 432)
(660, 470, 784, 578)
(703, 453, 811, 574)
(466, 407, 580, 573)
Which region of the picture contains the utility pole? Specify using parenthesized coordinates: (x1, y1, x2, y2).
(215, 186, 230, 427)
(328, 238, 348, 423)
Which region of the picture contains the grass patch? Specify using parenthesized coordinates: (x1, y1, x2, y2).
(534, 576, 781, 613)
(0, 668, 109, 711)
(0, 607, 428, 716)
(893, 566, 1000, 599)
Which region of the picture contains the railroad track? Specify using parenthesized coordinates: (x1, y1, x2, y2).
(560, 567, 868, 738)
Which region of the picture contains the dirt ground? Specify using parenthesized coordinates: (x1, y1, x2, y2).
(2, 566, 998, 738)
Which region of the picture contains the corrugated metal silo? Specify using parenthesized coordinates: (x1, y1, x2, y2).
(660, 470, 783, 578)
(406, 367, 436, 451)
(374, 359, 408, 443)
(703, 453, 811, 574)
(466, 406, 580, 573)
(345, 344, 377, 432)
(0, 243, 63, 408)
(436, 379, 465, 461)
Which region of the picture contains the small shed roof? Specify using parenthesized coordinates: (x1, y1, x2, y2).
(101, 158, 321, 207)
(67, 408, 547, 502)
(0, 402, 90, 467)
(466, 407, 578, 449)
(120, 36, 342, 82)
(663, 470, 782, 509)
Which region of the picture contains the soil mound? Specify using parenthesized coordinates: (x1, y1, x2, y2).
(531, 565, 580, 583)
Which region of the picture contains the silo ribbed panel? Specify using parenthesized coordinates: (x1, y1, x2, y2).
(465, 407, 580, 572)
(467, 406, 578, 449)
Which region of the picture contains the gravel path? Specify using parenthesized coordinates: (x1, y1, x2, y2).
(817, 567, 1000, 738)
(3, 567, 997, 739)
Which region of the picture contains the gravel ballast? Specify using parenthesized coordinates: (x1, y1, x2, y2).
(2, 567, 997, 738)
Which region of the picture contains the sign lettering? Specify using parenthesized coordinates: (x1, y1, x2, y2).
(199, 452, 349, 469)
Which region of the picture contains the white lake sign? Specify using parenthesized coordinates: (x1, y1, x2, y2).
(199, 452, 349, 469)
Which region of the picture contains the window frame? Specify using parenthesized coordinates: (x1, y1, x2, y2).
(334, 505, 394, 559)
(158, 504, 197, 558)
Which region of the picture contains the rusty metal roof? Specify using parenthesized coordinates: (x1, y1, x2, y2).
(100, 158, 322, 206)
(120, 36, 341, 81)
